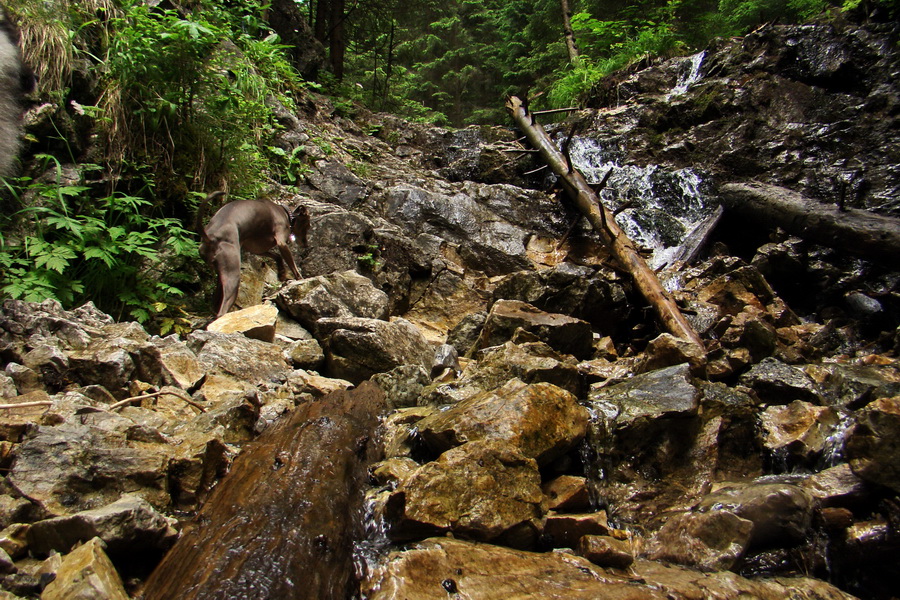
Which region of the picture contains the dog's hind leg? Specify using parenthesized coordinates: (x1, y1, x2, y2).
(212, 243, 242, 318)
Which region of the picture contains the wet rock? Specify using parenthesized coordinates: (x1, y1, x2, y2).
(361, 536, 854, 600)
(7, 423, 170, 516)
(811, 362, 900, 409)
(697, 481, 814, 548)
(386, 440, 544, 543)
(845, 396, 900, 493)
(371, 365, 430, 409)
(206, 303, 278, 342)
(542, 511, 611, 548)
(447, 311, 487, 356)
(800, 463, 869, 507)
(492, 264, 630, 333)
(317, 317, 432, 384)
(40, 537, 129, 600)
(543, 475, 592, 512)
(647, 509, 753, 571)
(274, 269, 389, 330)
(430, 344, 460, 379)
(760, 400, 841, 465)
(377, 184, 533, 275)
(636, 333, 708, 375)
(0, 547, 13, 575)
(417, 379, 588, 465)
(479, 300, 593, 360)
(428, 341, 583, 404)
(590, 363, 700, 426)
(738, 357, 822, 405)
(26, 494, 176, 557)
(577, 534, 634, 569)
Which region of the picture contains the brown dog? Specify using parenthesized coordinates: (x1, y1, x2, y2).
(199, 192, 310, 318)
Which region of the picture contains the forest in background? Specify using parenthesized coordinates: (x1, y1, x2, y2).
(0, 0, 895, 332)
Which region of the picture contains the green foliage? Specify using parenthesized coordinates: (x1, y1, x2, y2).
(102, 0, 305, 196)
(0, 157, 199, 328)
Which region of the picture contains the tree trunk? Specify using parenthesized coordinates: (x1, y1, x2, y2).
(142, 382, 388, 600)
(719, 182, 900, 262)
(330, 0, 346, 80)
(506, 96, 705, 350)
(560, 0, 580, 65)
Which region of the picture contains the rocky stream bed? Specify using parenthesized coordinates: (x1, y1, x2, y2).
(0, 14, 899, 600)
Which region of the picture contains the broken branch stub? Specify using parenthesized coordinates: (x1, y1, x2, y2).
(505, 96, 705, 351)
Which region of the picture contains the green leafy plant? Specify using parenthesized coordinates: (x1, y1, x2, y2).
(0, 157, 199, 327)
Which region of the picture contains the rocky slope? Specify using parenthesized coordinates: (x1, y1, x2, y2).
(0, 15, 898, 600)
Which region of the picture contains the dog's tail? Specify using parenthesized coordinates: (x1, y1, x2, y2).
(193, 190, 227, 234)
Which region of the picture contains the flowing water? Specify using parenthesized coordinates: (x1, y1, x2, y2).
(566, 136, 717, 270)
(667, 51, 707, 98)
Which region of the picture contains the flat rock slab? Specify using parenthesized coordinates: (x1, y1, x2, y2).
(361, 537, 855, 600)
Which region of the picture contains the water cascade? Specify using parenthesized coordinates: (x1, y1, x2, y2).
(566, 136, 719, 270)
(667, 51, 707, 98)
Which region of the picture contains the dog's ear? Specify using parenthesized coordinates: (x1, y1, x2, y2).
(291, 205, 310, 247)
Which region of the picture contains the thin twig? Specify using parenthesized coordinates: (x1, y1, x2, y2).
(0, 400, 53, 410)
(109, 389, 206, 413)
(523, 165, 549, 176)
(531, 107, 580, 116)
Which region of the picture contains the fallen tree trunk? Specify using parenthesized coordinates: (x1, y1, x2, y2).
(142, 382, 387, 600)
(506, 96, 704, 350)
(719, 182, 900, 262)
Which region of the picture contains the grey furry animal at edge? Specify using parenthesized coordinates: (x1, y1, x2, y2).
(0, 6, 27, 177)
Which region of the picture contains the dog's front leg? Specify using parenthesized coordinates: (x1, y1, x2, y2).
(276, 243, 302, 280)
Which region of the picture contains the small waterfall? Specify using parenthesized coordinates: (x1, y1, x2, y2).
(566, 137, 716, 270)
(667, 51, 706, 98)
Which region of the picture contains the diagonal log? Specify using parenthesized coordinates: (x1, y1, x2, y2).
(506, 96, 704, 350)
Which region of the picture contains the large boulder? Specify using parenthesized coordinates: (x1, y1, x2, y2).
(26, 494, 177, 557)
(274, 269, 389, 329)
(479, 300, 594, 360)
(417, 379, 588, 465)
(7, 423, 170, 516)
(845, 396, 900, 493)
(317, 317, 432, 384)
(386, 440, 544, 543)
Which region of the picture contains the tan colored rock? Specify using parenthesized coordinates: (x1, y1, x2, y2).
(760, 400, 840, 463)
(40, 537, 129, 600)
(577, 534, 634, 569)
(387, 440, 543, 543)
(480, 300, 593, 359)
(158, 341, 205, 390)
(637, 333, 707, 375)
(207, 303, 279, 342)
(647, 509, 753, 571)
(0, 523, 28, 559)
(361, 537, 855, 600)
(543, 475, 592, 512)
(542, 511, 611, 548)
(846, 396, 900, 493)
(417, 379, 588, 465)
